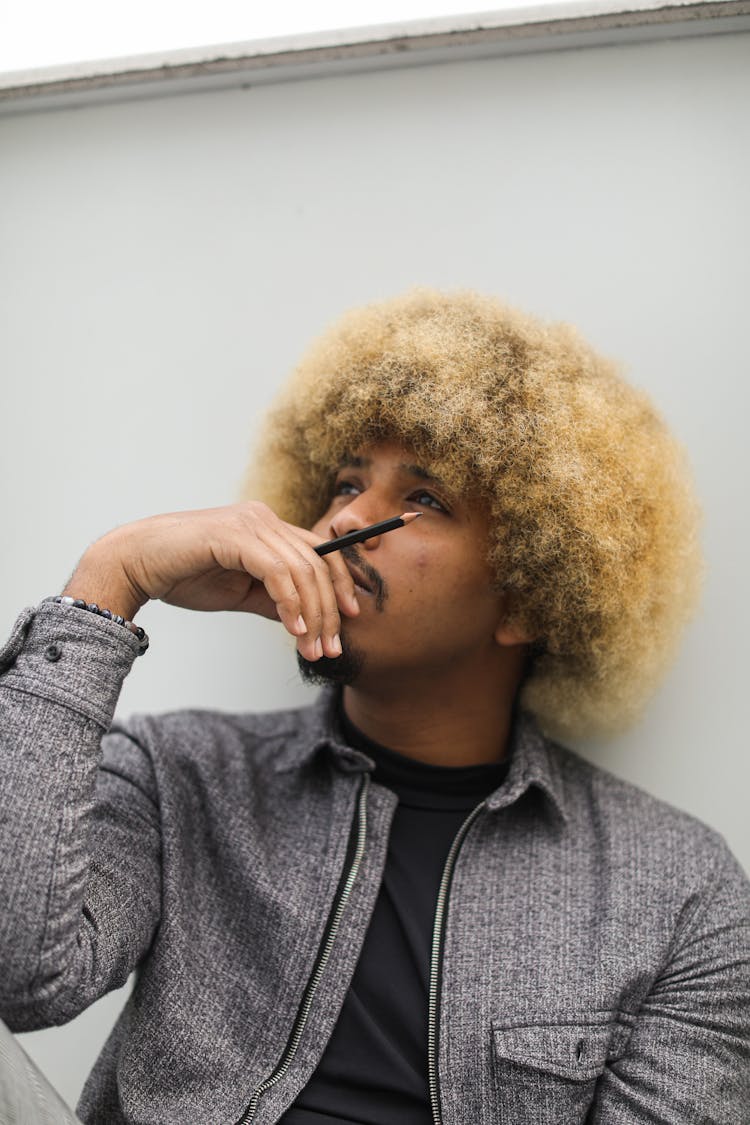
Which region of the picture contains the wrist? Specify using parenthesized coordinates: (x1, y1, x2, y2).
(62, 542, 147, 624)
(46, 596, 149, 653)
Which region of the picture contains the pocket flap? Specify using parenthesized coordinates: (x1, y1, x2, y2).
(492, 1021, 612, 1082)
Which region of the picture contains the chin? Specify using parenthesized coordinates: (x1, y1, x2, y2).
(297, 644, 365, 686)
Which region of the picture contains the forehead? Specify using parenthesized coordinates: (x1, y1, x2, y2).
(339, 445, 444, 485)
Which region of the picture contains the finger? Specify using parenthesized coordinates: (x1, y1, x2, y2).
(330, 566, 360, 622)
(258, 528, 345, 660)
(233, 535, 311, 644)
(244, 527, 337, 661)
(211, 505, 315, 642)
(228, 504, 346, 659)
(294, 528, 360, 618)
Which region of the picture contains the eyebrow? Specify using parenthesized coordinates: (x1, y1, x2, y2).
(340, 455, 447, 488)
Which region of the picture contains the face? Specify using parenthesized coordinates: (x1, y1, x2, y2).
(304, 441, 512, 688)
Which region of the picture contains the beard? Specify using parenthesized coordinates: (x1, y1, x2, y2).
(297, 636, 366, 686)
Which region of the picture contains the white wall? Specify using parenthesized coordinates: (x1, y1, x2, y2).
(1, 29, 749, 1113)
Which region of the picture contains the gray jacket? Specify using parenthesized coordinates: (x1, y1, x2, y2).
(1, 601, 749, 1125)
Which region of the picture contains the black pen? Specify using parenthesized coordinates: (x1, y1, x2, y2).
(314, 512, 422, 556)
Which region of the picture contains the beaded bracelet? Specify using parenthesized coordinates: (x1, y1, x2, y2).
(45, 596, 150, 654)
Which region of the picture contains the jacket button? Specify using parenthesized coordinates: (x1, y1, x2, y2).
(44, 644, 62, 662)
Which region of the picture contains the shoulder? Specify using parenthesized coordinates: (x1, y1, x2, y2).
(549, 739, 748, 898)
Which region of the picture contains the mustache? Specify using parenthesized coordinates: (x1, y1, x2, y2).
(341, 546, 388, 612)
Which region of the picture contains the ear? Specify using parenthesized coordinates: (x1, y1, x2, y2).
(494, 605, 536, 648)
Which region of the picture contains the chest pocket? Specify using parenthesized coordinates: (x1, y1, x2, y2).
(491, 1017, 629, 1124)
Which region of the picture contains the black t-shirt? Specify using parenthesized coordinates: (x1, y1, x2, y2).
(280, 713, 509, 1125)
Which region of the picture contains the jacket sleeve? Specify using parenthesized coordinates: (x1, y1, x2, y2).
(0, 603, 162, 1032)
(589, 838, 750, 1124)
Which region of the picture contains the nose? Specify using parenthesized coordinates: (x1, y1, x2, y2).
(328, 494, 387, 550)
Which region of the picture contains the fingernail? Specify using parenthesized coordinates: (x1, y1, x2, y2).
(332, 634, 342, 655)
(295, 615, 307, 635)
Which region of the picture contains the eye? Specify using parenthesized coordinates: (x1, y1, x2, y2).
(332, 478, 361, 500)
(410, 490, 449, 514)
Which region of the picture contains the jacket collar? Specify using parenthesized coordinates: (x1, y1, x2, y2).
(484, 707, 568, 825)
(271, 687, 568, 825)
(270, 688, 370, 775)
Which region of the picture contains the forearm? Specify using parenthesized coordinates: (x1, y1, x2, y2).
(0, 602, 145, 1021)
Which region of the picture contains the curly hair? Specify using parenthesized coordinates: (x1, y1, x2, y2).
(246, 289, 702, 741)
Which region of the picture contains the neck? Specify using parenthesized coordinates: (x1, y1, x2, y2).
(341, 650, 526, 767)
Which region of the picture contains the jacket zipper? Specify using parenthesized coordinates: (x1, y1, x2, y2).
(234, 772, 370, 1125)
(427, 800, 486, 1125)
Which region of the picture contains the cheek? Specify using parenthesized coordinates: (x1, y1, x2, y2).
(404, 549, 431, 596)
(311, 502, 337, 535)
(403, 550, 475, 606)
(415, 549, 430, 574)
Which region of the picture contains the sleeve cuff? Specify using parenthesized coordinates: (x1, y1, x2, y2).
(0, 601, 143, 729)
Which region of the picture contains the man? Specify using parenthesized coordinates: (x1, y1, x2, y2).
(1, 289, 748, 1124)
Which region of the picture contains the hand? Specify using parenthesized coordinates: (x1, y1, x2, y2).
(62, 502, 360, 662)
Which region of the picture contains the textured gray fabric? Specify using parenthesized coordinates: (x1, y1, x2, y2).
(0, 1017, 83, 1124)
(0, 601, 749, 1125)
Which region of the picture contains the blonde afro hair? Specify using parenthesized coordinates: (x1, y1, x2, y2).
(248, 289, 702, 741)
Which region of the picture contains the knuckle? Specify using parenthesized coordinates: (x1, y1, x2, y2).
(306, 606, 323, 628)
(237, 500, 273, 526)
(277, 592, 301, 611)
(220, 506, 254, 538)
